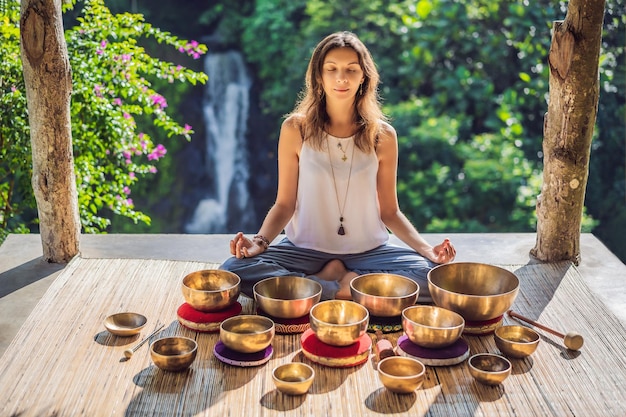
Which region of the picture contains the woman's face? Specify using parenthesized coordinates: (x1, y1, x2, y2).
(321, 47, 364, 102)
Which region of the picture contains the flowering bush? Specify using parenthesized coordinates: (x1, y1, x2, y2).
(0, 0, 207, 239)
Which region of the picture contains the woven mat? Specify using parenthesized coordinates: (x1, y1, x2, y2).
(1, 258, 625, 417)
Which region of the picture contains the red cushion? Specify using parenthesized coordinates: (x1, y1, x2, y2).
(177, 302, 242, 332)
(300, 329, 372, 367)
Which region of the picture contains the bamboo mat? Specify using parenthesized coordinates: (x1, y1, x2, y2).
(1, 258, 625, 417)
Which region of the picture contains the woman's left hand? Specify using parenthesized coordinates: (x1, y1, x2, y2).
(431, 238, 456, 264)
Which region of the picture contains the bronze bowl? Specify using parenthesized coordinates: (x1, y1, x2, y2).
(377, 356, 426, 394)
(272, 362, 315, 395)
(219, 314, 275, 353)
(401, 305, 465, 348)
(253, 276, 322, 319)
(494, 325, 540, 358)
(309, 300, 369, 346)
(181, 269, 241, 312)
(468, 353, 512, 385)
(428, 262, 519, 321)
(150, 336, 198, 372)
(104, 312, 147, 337)
(350, 273, 419, 317)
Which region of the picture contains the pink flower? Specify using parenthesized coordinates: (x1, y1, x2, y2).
(147, 144, 167, 161)
(94, 84, 103, 98)
(150, 94, 168, 109)
(129, 172, 136, 179)
(183, 124, 192, 132)
(123, 186, 131, 195)
(149, 166, 157, 174)
(113, 98, 122, 106)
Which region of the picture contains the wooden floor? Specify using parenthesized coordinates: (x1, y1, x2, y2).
(1, 256, 625, 417)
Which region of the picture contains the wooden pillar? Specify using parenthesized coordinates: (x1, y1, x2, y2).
(20, 0, 80, 262)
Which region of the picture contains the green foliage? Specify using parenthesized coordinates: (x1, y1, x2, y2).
(0, 0, 207, 235)
(0, 1, 35, 242)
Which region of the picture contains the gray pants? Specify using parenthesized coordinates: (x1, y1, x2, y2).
(218, 238, 437, 302)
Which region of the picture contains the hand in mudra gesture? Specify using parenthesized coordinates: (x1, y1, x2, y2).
(431, 238, 456, 264)
(229, 232, 267, 259)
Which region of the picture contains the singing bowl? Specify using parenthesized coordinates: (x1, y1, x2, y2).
(468, 353, 512, 386)
(494, 325, 540, 358)
(402, 305, 465, 349)
(104, 312, 147, 336)
(253, 276, 322, 319)
(350, 273, 419, 317)
(272, 362, 315, 395)
(181, 269, 241, 312)
(309, 300, 369, 346)
(219, 315, 275, 353)
(377, 356, 426, 394)
(428, 262, 520, 321)
(150, 336, 198, 372)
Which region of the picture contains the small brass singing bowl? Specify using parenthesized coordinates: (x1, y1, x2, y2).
(350, 273, 419, 317)
(377, 356, 426, 394)
(309, 300, 369, 347)
(104, 312, 147, 337)
(181, 269, 241, 312)
(150, 336, 198, 372)
(402, 305, 465, 349)
(272, 362, 315, 395)
(494, 325, 540, 358)
(219, 315, 275, 353)
(468, 353, 512, 386)
(253, 276, 322, 319)
(428, 262, 520, 322)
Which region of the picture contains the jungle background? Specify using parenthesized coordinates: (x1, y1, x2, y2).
(1, 0, 624, 262)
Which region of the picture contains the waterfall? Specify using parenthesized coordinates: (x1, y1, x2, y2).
(185, 51, 254, 233)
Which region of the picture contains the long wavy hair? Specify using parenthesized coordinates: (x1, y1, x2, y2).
(289, 31, 386, 153)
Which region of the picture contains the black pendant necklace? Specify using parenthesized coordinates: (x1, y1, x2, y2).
(327, 137, 355, 236)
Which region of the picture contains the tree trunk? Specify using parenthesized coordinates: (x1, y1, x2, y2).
(531, 0, 606, 264)
(20, 0, 80, 262)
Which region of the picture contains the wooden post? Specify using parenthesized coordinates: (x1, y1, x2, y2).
(531, 0, 606, 264)
(20, 0, 80, 262)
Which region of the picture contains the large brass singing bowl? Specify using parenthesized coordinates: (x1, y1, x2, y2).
(468, 353, 512, 386)
(181, 269, 241, 312)
(219, 315, 275, 353)
(253, 276, 322, 319)
(377, 356, 426, 394)
(428, 262, 519, 322)
(350, 273, 419, 317)
(309, 300, 369, 346)
(402, 305, 465, 348)
(494, 325, 540, 358)
(150, 336, 198, 372)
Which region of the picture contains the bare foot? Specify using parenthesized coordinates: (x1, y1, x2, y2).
(335, 271, 358, 300)
(316, 259, 348, 281)
(314, 260, 357, 299)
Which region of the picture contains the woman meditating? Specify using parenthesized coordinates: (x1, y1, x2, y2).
(219, 31, 455, 301)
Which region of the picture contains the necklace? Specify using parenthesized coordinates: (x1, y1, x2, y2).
(337, 142, 348, 162)
(327, 138, 355, 235)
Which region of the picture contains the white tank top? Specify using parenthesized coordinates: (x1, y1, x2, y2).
(285, 134, 389, 254)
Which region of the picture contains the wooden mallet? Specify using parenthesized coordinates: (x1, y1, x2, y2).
(507, 310, 584, 351)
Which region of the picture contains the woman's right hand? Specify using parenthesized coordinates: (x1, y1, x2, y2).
(229, 232, 265, 259)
